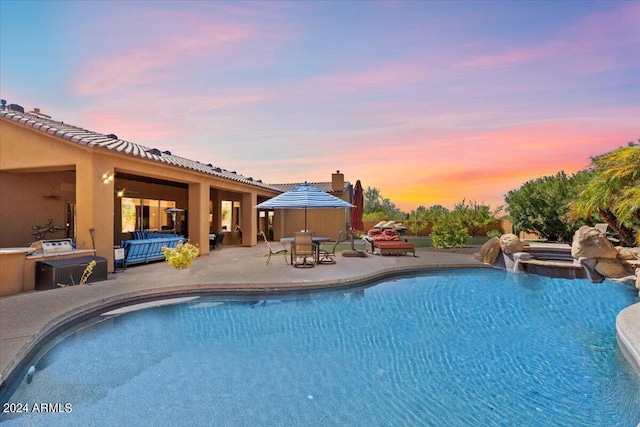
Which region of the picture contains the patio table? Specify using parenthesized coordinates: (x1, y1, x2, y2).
(280, 236, 329, 265)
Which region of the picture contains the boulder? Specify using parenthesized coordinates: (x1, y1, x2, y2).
(477, 237, 501, 264)
(616, 246, 636, 260)
(571, 226, 618, 260)
(636, 268, 640, 290)
(500, 234, 524, 255)
(595, 259, 632, 278)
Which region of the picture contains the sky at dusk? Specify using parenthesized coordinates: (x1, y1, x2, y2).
(1, 0, 638, 212)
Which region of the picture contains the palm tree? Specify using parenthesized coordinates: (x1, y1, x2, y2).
(571, 143, 640, 246)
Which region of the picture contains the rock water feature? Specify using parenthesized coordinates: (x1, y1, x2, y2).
(477, 226, 640, 289)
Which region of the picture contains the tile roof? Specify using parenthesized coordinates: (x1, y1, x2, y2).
(270, 181, 351, 193)
(0, 108, 279, 191)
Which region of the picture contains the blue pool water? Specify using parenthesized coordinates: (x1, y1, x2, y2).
(1, 269, 639, 426)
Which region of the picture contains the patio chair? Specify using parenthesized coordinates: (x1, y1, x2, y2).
(318, 230, 343, 264)
(292, 231, 315, 268)
(213, 232, 225, 250)
(260, 231, 288, 265)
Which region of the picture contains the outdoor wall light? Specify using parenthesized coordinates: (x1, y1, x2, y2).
(116, 188, 126, 197)
(102, 172, 115, 184)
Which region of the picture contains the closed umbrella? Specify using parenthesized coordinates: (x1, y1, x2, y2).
(345, 179, 367, 256)
(255, 182, 354, 230)
(350, 180, 364, 233)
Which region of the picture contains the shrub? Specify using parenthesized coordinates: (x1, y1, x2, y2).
(486, 230, 502, 239)
(505, 171, 588, 242)
(431, 215, 469, 248)
(163, 241, 200, 269)
(57, 259, 97, 287)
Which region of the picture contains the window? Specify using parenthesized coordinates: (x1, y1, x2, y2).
(221, 200, 241, 231)
(121, 198, 176, 233)
(221, 201, 232, 231)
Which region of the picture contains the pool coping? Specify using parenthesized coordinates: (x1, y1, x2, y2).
(1, 246, 639, 393)
(617, 303, 640, 375)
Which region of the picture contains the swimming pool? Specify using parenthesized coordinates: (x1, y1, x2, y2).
(1, 269, 639, 426)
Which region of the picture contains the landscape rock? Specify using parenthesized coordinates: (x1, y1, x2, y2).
(477, 237, 501, 264)
(571, 226, 618, 260)
(595, 259, 632, 278)
(636, 268, 640, 290)
(610, 276, 638, 287)
(500, 234, 524, 255)
(616, 246, 636, 260)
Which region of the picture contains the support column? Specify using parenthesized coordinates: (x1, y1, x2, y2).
(242, 192, 257, 246)
(76, 157, 115, 272)
(188, 182, 210, 255)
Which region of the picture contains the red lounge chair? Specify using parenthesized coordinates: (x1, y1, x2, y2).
(371, 241, 416, 257)
(365, 228, 415, 256)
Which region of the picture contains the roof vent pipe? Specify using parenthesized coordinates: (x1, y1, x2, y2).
(8, 104, 24, 113)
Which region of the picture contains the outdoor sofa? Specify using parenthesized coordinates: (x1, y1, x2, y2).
(117, 232, 185, 268)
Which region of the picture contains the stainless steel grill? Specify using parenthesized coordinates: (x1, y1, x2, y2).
(29, 238, 75, 256)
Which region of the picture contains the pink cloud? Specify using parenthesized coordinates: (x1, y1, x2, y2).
(72, 23, 254, 96)
(457, 2, 640, 71)
(292, 60, 437, 98)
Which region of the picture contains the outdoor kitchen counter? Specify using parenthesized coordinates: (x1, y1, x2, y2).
(26, 249, 96, 260)
(0, 249, 34, 297)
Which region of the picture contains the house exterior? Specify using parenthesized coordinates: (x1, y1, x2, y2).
(268, 172, 353, 241)
(0, 103, 354, 295)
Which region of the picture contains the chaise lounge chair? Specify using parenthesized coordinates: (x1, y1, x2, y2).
(365, 228, 416, 257)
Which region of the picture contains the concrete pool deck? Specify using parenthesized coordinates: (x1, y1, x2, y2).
(1, 243, 639, 389)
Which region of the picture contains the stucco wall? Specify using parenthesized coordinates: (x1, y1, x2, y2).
(0, 171, 75, 247)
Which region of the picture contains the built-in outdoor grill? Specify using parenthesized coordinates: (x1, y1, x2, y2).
(30, 239, 107, 290)
(29, 238, 76, 256)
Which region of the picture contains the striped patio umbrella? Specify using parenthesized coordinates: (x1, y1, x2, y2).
(255, 182, 354, 230)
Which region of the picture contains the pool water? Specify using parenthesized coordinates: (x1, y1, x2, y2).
(1, 269, 639, 426)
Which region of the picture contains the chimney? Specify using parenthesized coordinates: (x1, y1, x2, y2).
(331, 170, 344, 192)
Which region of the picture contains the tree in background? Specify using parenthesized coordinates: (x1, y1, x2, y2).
(413, 203, 468, 248)
(452, 199, 499, 237)
(363, 186, 404, 221)
(570, 142, 640, 246)
(423, 204, 450, 223)
(505, 171, 587, 242)
(407, 206, 428, 236)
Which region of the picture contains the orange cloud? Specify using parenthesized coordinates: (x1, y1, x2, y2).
(337, 121, 636, 212)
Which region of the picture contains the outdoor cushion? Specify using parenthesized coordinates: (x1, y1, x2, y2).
(367, 228, 401, 241)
